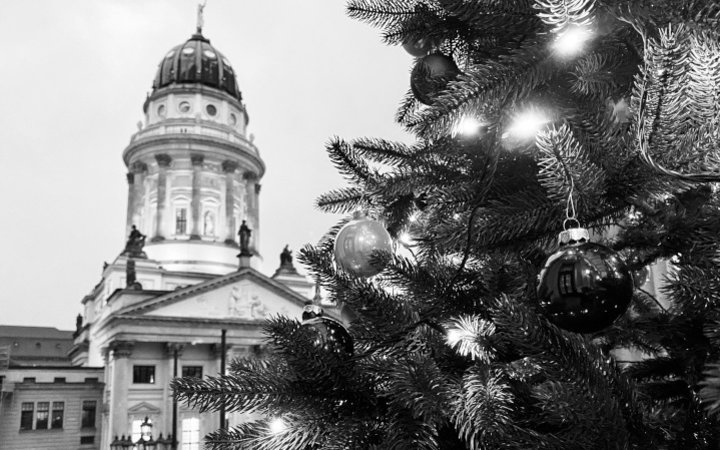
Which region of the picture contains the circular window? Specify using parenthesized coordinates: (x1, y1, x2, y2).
(178, 101, 191, 113)
(228, 113, 237, 126)
(157, 104, 166, 117)
(206, 104, 217, 116)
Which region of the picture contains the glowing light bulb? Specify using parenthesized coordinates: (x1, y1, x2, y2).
(505, 109, 549, 140)
(269, 417, 286, 434)
(453, 116, 484, 137)
(553, 26, 593, 57)
(446, 328, 463, 348)
(398, 231, 414, 246)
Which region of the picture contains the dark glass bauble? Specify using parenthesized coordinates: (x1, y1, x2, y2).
(410, 53, 460, 105)
(402, 38, 433, 57)
(302, 316, 354, 357)
(537, 242, 633, 333)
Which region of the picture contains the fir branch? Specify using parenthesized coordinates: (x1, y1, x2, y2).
(325, 137, 373, 184)
(534, 0, 596, 33)
(316, 186, 366, 214)
(346, 0, 422, 30)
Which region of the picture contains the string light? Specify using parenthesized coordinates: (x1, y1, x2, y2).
(502, 108, 549, 141)
(553, 25, 593, 57)
(269, 417, 286, 434)
(452, 115, 485, 137)
(398, 231, 414, 246)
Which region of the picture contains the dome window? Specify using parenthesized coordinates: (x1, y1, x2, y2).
(182, 47, 195, 55)
(228, 113, 237, 126)
(165, 50, 175, 59)
(203, 50, 217, 59)
(157, 104, 166, 117)
(178, 101, 191, 113)
(206, 104, 217, 116)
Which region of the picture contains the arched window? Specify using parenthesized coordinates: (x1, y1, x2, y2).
(175, 207, 188, 235)
(203, 211, 215, 236)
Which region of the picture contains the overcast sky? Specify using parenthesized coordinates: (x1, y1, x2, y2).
(0, 0, 412, 330)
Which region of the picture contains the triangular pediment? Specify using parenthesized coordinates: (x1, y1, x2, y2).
(120, 268, 310, 322)
(127, 402, 162, 414)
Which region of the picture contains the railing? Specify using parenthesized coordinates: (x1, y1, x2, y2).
(130, 123, 257, 155)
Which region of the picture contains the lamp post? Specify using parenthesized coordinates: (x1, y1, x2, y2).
(134, 416, 156, 449)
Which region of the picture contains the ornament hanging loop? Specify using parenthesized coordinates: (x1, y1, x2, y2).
(564, 176, 578, 226)
(559, 175, 588, 244)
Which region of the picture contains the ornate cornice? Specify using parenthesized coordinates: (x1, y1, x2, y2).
(109, 340, 135, 359)
(155, 154, 172, 167)
(165, 342, 186, 357)
(130, 161, 148, 174)
(222, 160, 238, 173)
(191, 154, 205, 166)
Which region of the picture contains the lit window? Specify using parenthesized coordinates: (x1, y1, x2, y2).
(36, 402, 49, 429)
(81, 401, 96, 428)
(131, 419, 143, 444)
(182, 366, 203, 378)
(203, 211, 215, 236)
(181, 417, 200, 450)
(51, 402, 64, 429)
(133, 365, 155, 384)
(20, 402, 33, 430)
(176, 208, 188, 235)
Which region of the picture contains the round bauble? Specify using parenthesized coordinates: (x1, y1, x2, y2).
(301, 304, 353, 357)
(537, 229, 634, 333)
(632, 265, 649, 288)
(334, 216, 393, 277)
(402, 37, 434, 57)
(410, 53, 460, 105)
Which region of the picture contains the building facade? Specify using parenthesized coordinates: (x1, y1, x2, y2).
(1, 20, 317, 450)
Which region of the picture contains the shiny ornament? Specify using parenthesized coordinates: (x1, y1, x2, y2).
(334, 216, 393, 277)
(402, 37, 433, 57)
(301, 304, 353, 357)
(537, 228, 634, 333)
(410, 53, 460, 105)
(632, 265, 650, 288)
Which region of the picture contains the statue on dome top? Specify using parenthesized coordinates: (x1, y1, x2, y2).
(280, 245, 293, 268)
(124, 225, 147, 258)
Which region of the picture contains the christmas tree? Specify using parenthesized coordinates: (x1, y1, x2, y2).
(172, 1, 720, 448)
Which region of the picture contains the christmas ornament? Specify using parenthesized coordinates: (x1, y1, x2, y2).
(410, 52, 460, 105)
(632, 265, 650, 288)
(537, 227, 634, 333)
(402, 37, 433, 57)
(334, 214, 393, 277)
(301, 304, 353, 357)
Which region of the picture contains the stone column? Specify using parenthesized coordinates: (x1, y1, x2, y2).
(125, 173, 135, 238)
(222, 161, 239, 245)
(165, 343, 185, 448)
(190, 155, 204, 239)
(126, 162, 147, 237)
(153, 154, 172, 241)
(244, 171, 261, 255)
(108, 341, 134, 441)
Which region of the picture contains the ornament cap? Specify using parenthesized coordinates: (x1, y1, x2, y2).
(559, 227, 590, 245)
(302, 304, 324, 321)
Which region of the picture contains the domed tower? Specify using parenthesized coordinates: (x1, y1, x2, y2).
(123, 24, 264, 274)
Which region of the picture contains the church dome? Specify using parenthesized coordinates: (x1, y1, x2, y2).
(152, 33, 241, 100)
